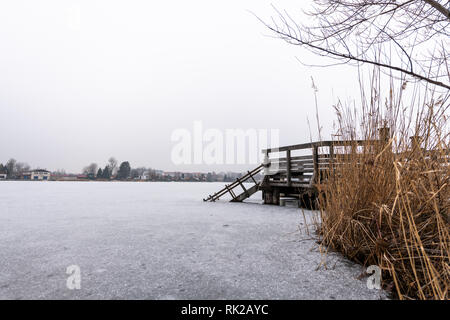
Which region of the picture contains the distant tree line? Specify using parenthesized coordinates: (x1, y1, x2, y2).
(82, 157, 132, 180)
(1, 156, 255, 182)
(0, 159, 31, 179)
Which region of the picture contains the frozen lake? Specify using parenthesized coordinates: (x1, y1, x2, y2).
(0, 181, 385, 299)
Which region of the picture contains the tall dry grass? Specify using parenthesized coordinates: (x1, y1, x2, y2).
(316, 72, 449, 300)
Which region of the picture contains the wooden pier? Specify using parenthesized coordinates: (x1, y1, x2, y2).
(203, 138, 379, 205)
(204, 131, 448, 207)
(258, 139, 378, 205)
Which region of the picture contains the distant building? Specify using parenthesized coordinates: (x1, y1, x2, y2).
(0, 167, 6, 179)
(138, 171, 151, 180)
(23, 169, 51, 181)
(165, 172, 181, 179)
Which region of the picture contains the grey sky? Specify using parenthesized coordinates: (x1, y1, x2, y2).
(0, 0, 361, 173)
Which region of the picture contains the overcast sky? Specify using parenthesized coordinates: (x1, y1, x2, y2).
(0, 0, 362, 173)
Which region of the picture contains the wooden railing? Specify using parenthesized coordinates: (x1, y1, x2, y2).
(262, 137, 448, 189)
(262, 139, 380, 187)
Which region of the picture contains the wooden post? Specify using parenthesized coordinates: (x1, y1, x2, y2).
(378, 127, 390, 144)
(351, 142, 356, 155)
(262, 150, 270, 174)
(328, 143, 335, 173)
(313, 145, 319, 183)
(263, 150, 269, 163)
(272, 189, 280, 205)
(286, 149, 291, 187)
(264, 191, 273, 204)
(377, 126, 391, 156)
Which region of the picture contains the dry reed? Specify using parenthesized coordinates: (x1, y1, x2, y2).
(316, 72, 449, 300)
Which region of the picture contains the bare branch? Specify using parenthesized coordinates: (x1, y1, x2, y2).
(422, 0, 450, 19)
(258, 1, 450, 90)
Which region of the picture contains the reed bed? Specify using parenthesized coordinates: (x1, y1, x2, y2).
(316, 74, 449, 300)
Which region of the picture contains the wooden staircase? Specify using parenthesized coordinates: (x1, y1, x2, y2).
(203, 164, 263, 202)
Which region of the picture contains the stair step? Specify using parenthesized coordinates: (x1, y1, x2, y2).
(230, 183, 260, 202)
(203, 164, 263, 202)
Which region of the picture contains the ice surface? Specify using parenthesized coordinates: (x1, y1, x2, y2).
(0, 181, 387, 299)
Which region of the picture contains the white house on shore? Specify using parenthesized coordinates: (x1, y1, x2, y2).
(23, 169, 51, 181)
(138, 171, 149, 180)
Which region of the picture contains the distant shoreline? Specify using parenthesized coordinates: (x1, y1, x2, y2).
(0, 180, 233, 183)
